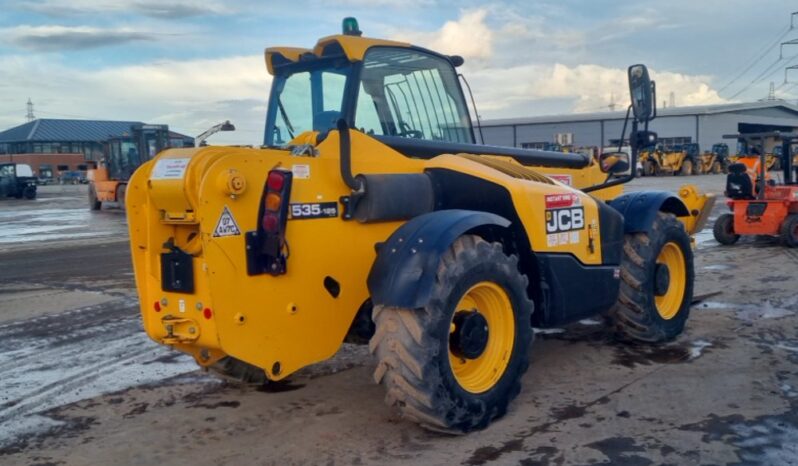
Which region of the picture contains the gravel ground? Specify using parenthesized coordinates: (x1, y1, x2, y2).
(1, 176, 797, 466)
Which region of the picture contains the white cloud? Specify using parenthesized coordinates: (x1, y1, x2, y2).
(0, 54, 271, 144)
(391, 8, 727, 119)
(392, 9, 493, 60)
(467, 62, 726, 118)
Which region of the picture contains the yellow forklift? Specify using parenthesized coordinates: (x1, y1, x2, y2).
(87, 124, 171, 210)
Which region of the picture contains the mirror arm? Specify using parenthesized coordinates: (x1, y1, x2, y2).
(584, 111, 636, 194)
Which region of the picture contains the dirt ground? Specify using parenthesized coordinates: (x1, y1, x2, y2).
(1, 178, 798, 466)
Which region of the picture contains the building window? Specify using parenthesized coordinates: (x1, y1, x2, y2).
(57, 164, 69, 171)
(77, 164, 88, 170)
(659, 136, 692, 147)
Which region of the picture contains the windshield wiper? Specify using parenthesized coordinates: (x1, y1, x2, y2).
(278, 100, 296, 140)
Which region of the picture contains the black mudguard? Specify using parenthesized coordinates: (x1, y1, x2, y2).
(609, 191, 689, 233)
(367, 209, 510, 309)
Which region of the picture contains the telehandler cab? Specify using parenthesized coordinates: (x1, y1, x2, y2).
(127, 19, 712, 432)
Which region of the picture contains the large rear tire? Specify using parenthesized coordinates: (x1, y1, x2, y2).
(89, 184, 102, 210)
(608, 212, 694, 343)
(780, 214, 798, 248)
(713, 213, 739, 245)
(370, 235, 533, 433)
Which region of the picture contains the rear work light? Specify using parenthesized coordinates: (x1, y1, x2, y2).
(245, 168, 293, 276)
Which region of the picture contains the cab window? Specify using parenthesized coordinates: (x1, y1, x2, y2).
(269, 63, 349, 146)
(356, 48, 473, 143)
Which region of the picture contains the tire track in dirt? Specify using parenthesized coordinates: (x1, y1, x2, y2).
(0, 298, 202, 447)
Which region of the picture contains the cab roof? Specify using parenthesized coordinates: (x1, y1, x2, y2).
(264, 34, 412, 75)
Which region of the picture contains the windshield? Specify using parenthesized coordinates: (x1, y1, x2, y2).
(356, 48, 473, 143)
(265, 58, 350, 147)
(263, 47, 474, 147)
(15, 164, 33, 177)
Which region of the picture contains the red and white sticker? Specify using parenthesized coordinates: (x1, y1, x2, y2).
(545, 193, 581, 209)
(548, 174, 572, 186)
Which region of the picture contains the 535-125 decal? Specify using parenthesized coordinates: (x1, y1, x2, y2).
(289, 202, 338, 219)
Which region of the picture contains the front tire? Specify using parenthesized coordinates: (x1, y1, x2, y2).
(116, 184, 127, 210)
(643, 161, 656, 177)
(89, 184, 102, 210)
(713, 213, 739, 245)
(370, 235, 533, 433)
(608, 212, 694, 343)
(681, 159, 694, 176)
(780, 214, 798, 248)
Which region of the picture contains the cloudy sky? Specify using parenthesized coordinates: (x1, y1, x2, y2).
(1, 0, 797, 144)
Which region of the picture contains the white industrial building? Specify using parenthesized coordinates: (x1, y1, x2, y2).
(478, 101, 798, 153)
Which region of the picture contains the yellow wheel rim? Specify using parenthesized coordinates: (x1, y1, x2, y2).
(655, 242, 686, 320)
(449, 282, 515, 394)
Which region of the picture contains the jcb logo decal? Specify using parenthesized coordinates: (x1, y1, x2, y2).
(546, 207, 585, 233)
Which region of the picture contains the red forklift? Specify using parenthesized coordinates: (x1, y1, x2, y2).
(713, 132, 798, 247)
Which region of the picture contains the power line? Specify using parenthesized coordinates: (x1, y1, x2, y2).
(727, 54, 796, 99)
(718, 25, 791, 94)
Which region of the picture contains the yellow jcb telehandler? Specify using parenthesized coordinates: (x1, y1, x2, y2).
(126, 18, 712, 433)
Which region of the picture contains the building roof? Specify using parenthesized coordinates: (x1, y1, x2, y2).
(0, 118, 192, 143)
(479, 101, 798, 127)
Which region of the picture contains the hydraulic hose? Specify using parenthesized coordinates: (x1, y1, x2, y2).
(337, 119, 362, 191)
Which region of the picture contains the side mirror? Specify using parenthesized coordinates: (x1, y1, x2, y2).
(599, 151, 631, 174)
(628, 64, 654, 122)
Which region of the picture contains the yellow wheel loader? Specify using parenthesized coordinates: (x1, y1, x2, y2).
(642, 143, 699, 176)
(127, 18, 713, 433)
(697, 143, 729, 175)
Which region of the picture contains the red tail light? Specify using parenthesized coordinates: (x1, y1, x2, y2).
(268, 171, 285, 191)
(249, 168, 293, 276)
(262, 213, 278, 232)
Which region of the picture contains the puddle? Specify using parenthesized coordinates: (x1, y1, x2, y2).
(702, 264, 731, 271)
(533, 328, 565, 335)
(694, 228, 717, 249)
(612, 340, 713, 368)
(0, 205, 126, 244)
(0, 304, 207, 448)
(698, 299, 796, 321)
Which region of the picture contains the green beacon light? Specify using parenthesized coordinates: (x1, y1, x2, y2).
(342, 17, 362, 36)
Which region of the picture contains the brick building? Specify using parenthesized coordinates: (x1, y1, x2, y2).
(0, 119, 193, 179)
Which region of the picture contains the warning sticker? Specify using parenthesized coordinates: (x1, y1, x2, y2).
(150, 158, 190, 180)
(292, 164, 310, 179)
(545, 231, 581, 247)
(213, 206, 241, 237)
(544, 193, 581, 209)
